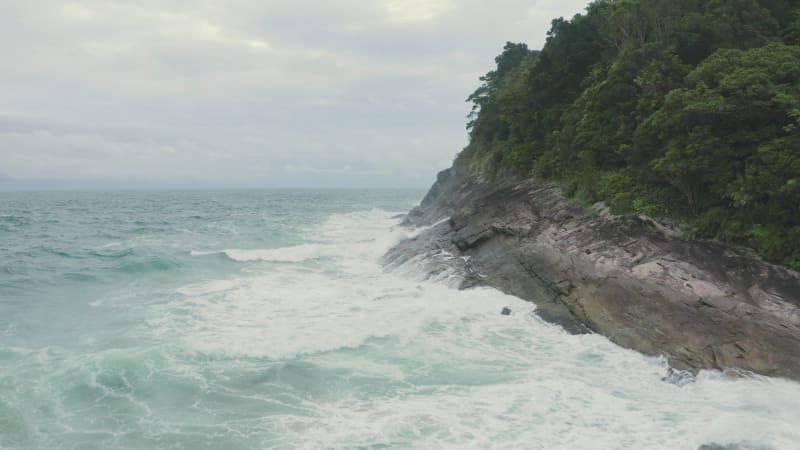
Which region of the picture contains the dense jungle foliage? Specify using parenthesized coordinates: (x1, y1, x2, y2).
(459, 0, 800, 270)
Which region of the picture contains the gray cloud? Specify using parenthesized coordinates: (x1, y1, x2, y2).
(0, 0, 588, 189)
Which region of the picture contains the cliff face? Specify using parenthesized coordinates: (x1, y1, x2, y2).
(385, 167, 800, 380)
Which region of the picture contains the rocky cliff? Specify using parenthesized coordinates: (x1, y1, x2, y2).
(385, 166, 800, 380)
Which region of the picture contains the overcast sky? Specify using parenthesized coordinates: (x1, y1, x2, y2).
(0, 0, 588, 189)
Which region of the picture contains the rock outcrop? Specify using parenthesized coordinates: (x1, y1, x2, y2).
(385, 166, 800, 380)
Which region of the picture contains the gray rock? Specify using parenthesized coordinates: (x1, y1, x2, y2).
(384, 166, 800, 381)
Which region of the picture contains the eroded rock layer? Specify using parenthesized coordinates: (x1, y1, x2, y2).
(385, 167, 800, 380)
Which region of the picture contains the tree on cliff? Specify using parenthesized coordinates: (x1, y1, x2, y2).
(458, 0, 800, 270)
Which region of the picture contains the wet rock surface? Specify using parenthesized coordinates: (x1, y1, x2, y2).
(385, 167, 800, 380)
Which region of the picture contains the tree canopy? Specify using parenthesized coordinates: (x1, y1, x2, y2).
(459, 0, 800, 270)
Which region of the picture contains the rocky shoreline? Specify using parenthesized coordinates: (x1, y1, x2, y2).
(384, 166, 800, 381)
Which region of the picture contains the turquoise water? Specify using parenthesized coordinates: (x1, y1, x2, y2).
(1, 190, 800, 449)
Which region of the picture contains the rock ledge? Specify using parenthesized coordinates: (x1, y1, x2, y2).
(385, 167, 800, 380)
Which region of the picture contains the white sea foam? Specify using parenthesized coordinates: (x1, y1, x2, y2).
(150, 208, 800, 449)
(157, 210, 418, 359)
(192, 244, 344, 262)
(190, 209, 414, 264)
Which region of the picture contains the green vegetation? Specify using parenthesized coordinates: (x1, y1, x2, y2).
(459, 0, 800, 270)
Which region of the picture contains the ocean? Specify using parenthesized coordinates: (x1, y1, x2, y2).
(1, 190, 799, 449)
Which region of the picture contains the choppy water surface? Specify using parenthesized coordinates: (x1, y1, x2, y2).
(1, 190, 799, 449)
